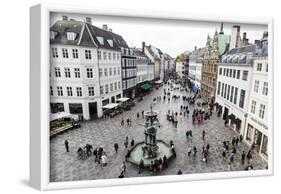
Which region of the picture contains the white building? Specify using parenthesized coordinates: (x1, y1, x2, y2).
(215, 45, 255, 136)
(50, 16, 123, 120)
(134, 49, 150, 84)
(244, 32, 268, 160)
(188, 47, 207, 92)
(176, 61, 187, 78)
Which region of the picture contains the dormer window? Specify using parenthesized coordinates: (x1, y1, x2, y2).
(107, 39, 113, 47)
(50, 31, 57, 40)
(97, 36, 104, 45)
(66, 32, 77, 41)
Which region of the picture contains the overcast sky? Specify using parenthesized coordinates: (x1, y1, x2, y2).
(51, 12, 267, 58)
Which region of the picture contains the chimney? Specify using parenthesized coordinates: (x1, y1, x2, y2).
(142, 42, 145, 53)
(230, 25, 241, 49)
(62, 16, 68, 21)
(85, 17, 92, 24)
(102, 24, 108, 31)
(109, 28, 112, 32)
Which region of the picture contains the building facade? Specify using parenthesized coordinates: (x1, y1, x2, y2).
(201, 23, 230, 102)
(215, 45, 255, 136)
(50, 16, 123, 120)
(244, 32, 268, 160)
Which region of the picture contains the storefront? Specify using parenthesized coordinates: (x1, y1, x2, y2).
(245, 117, 268, 159)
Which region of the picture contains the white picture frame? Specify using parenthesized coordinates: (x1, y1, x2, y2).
(30, 3, 274, 191)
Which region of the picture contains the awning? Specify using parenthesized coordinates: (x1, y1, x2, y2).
(141, 83, 152, 90)
(102, 103, 119, 109)
(116, 97, 130, 102)
(50, 112, 79, 122)
(228, 114, 235, 121)
(155, 80, 163, 84)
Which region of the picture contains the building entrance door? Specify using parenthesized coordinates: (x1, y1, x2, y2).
(88, 102, 98, 120)
(223, 107, 229, 120)
(254, 129, 262, 152)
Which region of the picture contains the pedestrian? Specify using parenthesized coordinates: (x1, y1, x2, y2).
(125, 149, 130, 161)
(246, 150, 252, 164)
(202, 130, 206, 140)
(64, 140, 69, 152)
(121, 117, 124, 126)
(222, 150, 227, 161)
(114, 143, 119, 153)
(232, 147, 236, 154)
(230, 153, 235, 163)
(177, 169, 182, 175)
(137, 112, 140, 119)
(163, 155, 168, 168)
(235, 137, 239, 146)
(131, 139, 135, 147)
(124, 136, 129, 148)
(127, 118, 130, 127)
(101, 154, 108, 167)
(206, 143, 210, 153)
(149, 161, 154, 175)
(193, 146, 197, 156)
(121, 161, 127, 174)
(187, 146, 192, 157)
(239, 134, 243, 142)
(232, 137, 236, 147)
(138, 159, 144, 174)
(241, 151, 246, 165)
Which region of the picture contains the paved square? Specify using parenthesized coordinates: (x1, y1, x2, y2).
(50, 84, 267, 182)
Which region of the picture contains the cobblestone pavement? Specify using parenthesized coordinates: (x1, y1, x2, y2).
(50, 84, 267, 182)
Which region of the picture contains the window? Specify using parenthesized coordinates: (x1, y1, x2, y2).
(50, 86, 53, 96)
(105, 84, 109, 94)
(110, 83, 113, 91)
(259, 104, 265, 119)
(229, 69, 232, 77)
(104, 68, 108, 77)
(114, 82, 117, 90)
(72, 49, 79, 59)
(113, 53, 116, 60)
(114, 67, 117, 75)
(234, 87, 238, 104)
(217, 82, 221, 95)
(257, 63, 262, 71)
(109, 68, 112, 76)
(221, 83, 224, 97)
(100, 86, 104, 95)
(85, 50, 92, 59)
(237, 70, 240, 79)
(117, 53, 120, 60)
(118, 81, 121, 89)
(226, 69, 229, 77)
(76, 87, 82, 97)
(246, 124, 253, 142)
(57, 86, 63, 96)
(230, 86, 234, 102)
(64, 68, 71, 78)
(103, 52, 107, 60)
(99, 68, 103, 77)
(74, 68, 80, 78)
(62, 48, 68, 58)
(98, 51, 101, 60)
(224, 84, 227, 98)
(261, 135, 268, 157)
(108, 52, 111, 60)
(254, 80, 259, 93)
(88, 87, 95, 96)
(223, 68, 226, 76)
(66, 32, 77, 40)
(52, 48, 58, 58)
(67, 87, 73, 96)
(262, 82, 268, 96)
(87, 68, 93, 78)
(55, 67, 61, 77)
(266, 63, 268, 72)
(239, 89, 246, 108)
(242, 70, 248, 81)
(227, 85, 230, 100)
(251, 100, 256, 114)
(233, 69, 236, 78)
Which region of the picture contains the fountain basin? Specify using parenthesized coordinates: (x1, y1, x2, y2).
(127, 140, 175, 167)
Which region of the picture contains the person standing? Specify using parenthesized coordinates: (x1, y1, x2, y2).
(193, 146, 197, 156)
(114, 143, 119, 153)
(64, 140, 69, 152)
(131, 139, 135, 147)
(241, 151, 246, 165)
(124, 136, 129, 148)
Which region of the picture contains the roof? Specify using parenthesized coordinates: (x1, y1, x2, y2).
(50, 19, 128, 51)
(133, 48, 148, 58)
(226, 45, 256, 55)
(221, 45, 256, 64)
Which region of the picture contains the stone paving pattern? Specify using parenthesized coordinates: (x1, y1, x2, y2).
(50, 84, 267, 182)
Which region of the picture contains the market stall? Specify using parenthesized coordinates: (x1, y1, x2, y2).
(102, 103, 122, 117)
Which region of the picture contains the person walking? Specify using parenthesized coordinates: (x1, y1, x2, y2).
(131, 139, 135, 147)
(137, 112, 140, 119)
(222, 150, 227, 161)
(138, 159, 144, 174)
(124, 136, 129, 148)
(114, 143, 119, 153)
(193, 146, 197, 156)
(202, 130, 206, 140)
(206, 143, 210, 153)
(64, 140, 69, 152)
(121, 161, 127, 174)
(230, 153, 235, 163)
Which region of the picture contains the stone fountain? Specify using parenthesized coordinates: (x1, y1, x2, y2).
(127, 105, 175, 167)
